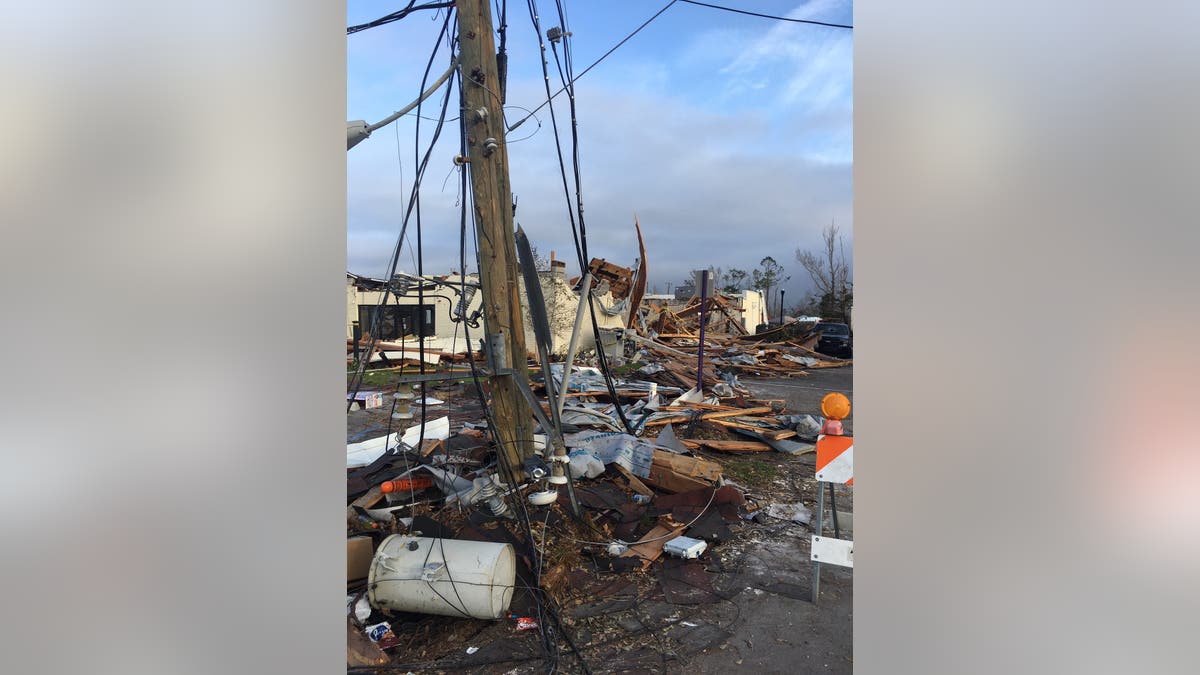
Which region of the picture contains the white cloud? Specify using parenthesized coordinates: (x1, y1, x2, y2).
(346, 0, 853, 300)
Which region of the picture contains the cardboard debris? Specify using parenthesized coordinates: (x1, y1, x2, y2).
(347, 619, 389, 666)
(347, 536, 373, 582)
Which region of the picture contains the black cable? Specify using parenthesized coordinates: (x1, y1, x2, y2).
(508, 0, 678, 133)
(455, 80, 572, 672)
(544, 16, 637, 437)
(829, 481, 841, 539)
(679, 0, 853, 29)
(348, 20, 448, 406)
(525, 0, 584, 268)
(410, 25, 458, 473)
(497, 0, 508, 103)
(348, 13, 456, 408)
(347, 1, 458, 35)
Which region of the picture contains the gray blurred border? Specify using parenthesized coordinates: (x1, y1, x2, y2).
(0, 2, 346, 674)
(4, 1, 1199, 673)
(857, 1, 1200, 673)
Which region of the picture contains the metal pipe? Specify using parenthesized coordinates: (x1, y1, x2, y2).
(556, 272, 594, 420)
(812, 479, 824, 604)
(352, 322, 361, 365)
(365, 58, 460, 134)
(696, 270, 709, 393)
(347, 57, 461, 150)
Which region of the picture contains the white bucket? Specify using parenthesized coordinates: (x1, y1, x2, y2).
(367, 535, 516, 620)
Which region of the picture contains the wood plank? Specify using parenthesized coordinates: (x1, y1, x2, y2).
(642, 468, 711, 494)
(693, 405, 772, 419)
(707, 418, 784, 433)
(349, 486, 384, 511)
(644, 405, 774, 427)
(652, 449, 722, 481)
(418, 438, 445, 457)
(613, 463, 654, 497)
(680, 439, 773, 453)
(669, 402, 740, 411)
(347, 485, 384, 524)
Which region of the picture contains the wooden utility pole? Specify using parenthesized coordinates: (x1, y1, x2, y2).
(457, 0, 535, 471)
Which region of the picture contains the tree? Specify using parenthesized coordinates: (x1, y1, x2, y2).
(796, 222, 852, 321)
(526, 244, 550, 272)
(751, 256, 789, 320)
(724, 268, 748, 293)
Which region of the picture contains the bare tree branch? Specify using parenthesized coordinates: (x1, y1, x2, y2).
(796, 222, 852, 320)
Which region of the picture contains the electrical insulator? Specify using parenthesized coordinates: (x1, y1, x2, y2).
(387, 274, 412, 295)
(453, 285, 478, 322)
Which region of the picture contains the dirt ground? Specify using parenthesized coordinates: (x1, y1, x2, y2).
(347, 367, 854, 674)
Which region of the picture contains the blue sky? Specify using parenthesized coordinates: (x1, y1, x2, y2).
(347, 0, 852, 304)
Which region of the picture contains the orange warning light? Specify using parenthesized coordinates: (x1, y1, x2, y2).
(820, 392, 851, 420)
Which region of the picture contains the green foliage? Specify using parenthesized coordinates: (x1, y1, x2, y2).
(722, 458, 780, 486)
(751, 256, 790, 318)
(723, 268, 748, 293)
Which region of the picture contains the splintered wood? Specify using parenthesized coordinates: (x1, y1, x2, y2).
(680, 439, 773, 453)
(642, 450, 723, 494)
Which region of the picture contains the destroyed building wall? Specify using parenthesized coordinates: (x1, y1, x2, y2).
(517, 271, 625, 357)
(733, 289, 768, 331)
(347, 272, 624, 356)
(347, 274, 484, 352)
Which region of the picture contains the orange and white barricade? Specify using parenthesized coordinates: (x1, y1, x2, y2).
(812, 394, 854, 603)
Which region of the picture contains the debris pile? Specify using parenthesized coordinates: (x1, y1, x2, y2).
(345, 232, 851, 668)
(344, 364, 847, 668)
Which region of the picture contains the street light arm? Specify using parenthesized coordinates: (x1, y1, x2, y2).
(347, 56, 460, 150)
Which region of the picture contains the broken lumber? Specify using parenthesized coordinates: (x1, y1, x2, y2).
(418, 438, 445, 457)
(644, 405, 773, 427)
(347, 486, 384, 524)
(614, 463, 654, 497)
(680, 439, 773, 453)
(641, 449, 723, 493)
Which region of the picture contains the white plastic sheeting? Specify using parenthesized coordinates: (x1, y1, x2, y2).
(346, 416, 451, 468)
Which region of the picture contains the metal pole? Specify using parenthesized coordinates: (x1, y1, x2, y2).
(696, 270, 709, 393)
(352, 321, 361, 365)
(556, 272, 594, 420)
(780, 289, 786, 324)
(829, 482, 841, 539)
(514, 228, 582, 520)
(812, 479, 824, 604)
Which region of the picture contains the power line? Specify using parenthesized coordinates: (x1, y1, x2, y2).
(508, 0, 679, 132)
(679, 0, 853, 29)
(347, 1, 457, 35)
(347, 11, 456, 408)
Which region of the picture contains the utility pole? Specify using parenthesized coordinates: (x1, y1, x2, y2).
(457, 0, 535, 472)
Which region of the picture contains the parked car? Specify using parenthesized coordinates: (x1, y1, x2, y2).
(815, 322, 852, 358)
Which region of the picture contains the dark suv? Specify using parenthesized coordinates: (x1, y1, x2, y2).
(815, 322, 852, 358)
